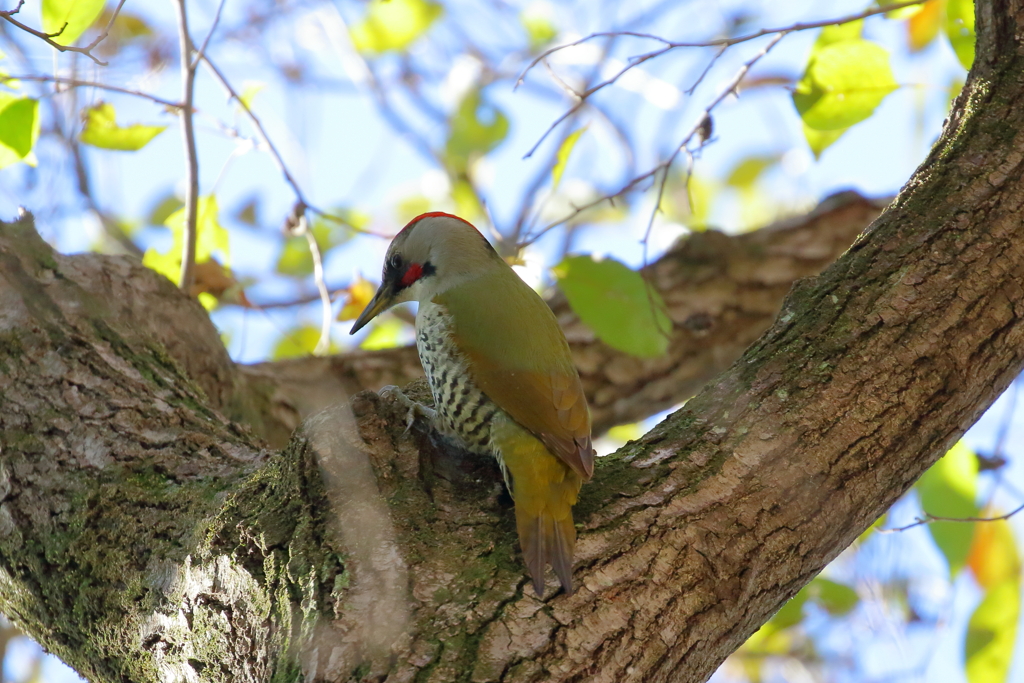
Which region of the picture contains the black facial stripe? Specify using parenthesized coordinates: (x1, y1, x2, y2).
(384, 259, 436, 293)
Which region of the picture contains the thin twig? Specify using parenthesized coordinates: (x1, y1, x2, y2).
(0, 1, 25, 17)
(191, 0, 227, 69)
(307, 228, 333, 355)
(880, 501, 1024, 533)
(511, 36, 618, 245)
(0, 0, 129, 66)
(516, 0, 925, 88)
(284, 202, 334, 355)
(525, 31, 786, 245)
(0, 74, 186, 109)
(516, 0, 925, 156)
(685, 47, 726, 96)
(199, 55, 372, 234)
(173, 0, 200, 292)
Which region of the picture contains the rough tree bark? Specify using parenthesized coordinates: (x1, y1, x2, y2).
(2, 2, 1024, 682)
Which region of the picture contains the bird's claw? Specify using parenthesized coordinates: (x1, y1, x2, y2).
(379, 385, 437, 433)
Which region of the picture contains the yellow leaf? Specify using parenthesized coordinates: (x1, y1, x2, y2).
(80, 102, 166, 151)
(908, 0, 945, 51)
(361, 317, 408, 350)
(803, 121, 848, 159)
(144, 196, 231, 283)
(339, 276, 378, 321)
(551, 127, 586, 191)
(968, 518, 1022, 589)
(966, 579, 1019, 683)
(42, 0, 105, 46)
(350, 0, 442, 54)
(239, 81, 265, 110)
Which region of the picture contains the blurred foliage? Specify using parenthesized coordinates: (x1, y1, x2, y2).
(79, 102, 165, 151)
(919, 440, 980, 574)
(445, 88, 509, 175)
(272, 323, 340, 359)
(551, 127, 587, 191)
(0, 94, 39, 169)
(350, 0, 442, 53)
(41, 0, 105, 46)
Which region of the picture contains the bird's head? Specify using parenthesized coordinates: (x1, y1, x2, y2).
(350, 212, 501, 334)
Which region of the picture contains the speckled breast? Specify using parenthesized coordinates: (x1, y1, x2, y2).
(415, 301, 499, 454)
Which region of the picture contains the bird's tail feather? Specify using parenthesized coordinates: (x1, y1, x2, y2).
(518, 508, 577, 595)
(495, 421, 583, 596)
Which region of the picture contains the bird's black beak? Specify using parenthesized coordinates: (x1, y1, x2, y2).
(349, 281, 395, 334)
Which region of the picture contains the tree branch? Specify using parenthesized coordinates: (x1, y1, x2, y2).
(242, 191, 888, 444)
(0, 0, 128, 65)
(173, 0, 200, 293)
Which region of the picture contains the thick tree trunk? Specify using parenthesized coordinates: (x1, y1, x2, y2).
(2, 2, 1024, 682)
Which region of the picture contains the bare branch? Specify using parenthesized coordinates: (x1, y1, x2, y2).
(0, 74, 186, 109)
(79, 0, 128, 54)
(199, 55, 377, 236)
(523, 31, 785, 246)
(173, 0, 200, 292)
(0, 0, 129, 66)
(516, 0, 926, 89)
(881, 501, 1024, 533)
(284, 202, 334, 356)
(517, 0, 924, 164)
(191, 0, 227, 68)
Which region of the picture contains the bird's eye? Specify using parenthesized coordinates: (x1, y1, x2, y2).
(388, 254, 403, 270)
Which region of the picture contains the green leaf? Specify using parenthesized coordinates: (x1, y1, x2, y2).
(272, 325, 338, 360)
(80, 103, 166, 151)
(142, 246, 180, 284)
(445, 88, 509, 174)
(276, 217, 354, 277)
(361, 317, 408, 350)
(42, 0, 105, 46)
(239, 81, 265, 110)
(521, 6, 557, 50)
(918, 441, 979, 575)
(144, 195, 230, 283)
(397, 195, 433, 224)
(0, 94, 39, 169)
(802, 121, 848, 159)
(816, 20, 863, 46)
(966, 579, 1019, 683)
(166, 196, 229, 265)
(946, 0, 976, 70)
(808, 578, 859, 616)
(452, 179, 484, 222)
(350, 0, 442, 54)
(768, 589, 809, 630)
(552, 127, 586, 191)
(147, 193, 184, 226)
(793, 39, 898, 131)
(726, 155, 778, 188)
(552, 255, 671, 358)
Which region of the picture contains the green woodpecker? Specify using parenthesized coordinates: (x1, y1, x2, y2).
(350, 212, 594, 595)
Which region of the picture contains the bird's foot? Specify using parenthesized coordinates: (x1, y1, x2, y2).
(378, 385, 437, 433)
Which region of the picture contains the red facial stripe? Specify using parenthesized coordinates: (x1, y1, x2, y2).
(401, 263, 424, 287)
